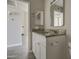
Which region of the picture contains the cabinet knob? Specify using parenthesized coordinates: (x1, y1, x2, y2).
(55, 41, 59, 43)
(50, 43, 54, 46)
(38, 42, 40, 45)
(21, 33, 24, 36)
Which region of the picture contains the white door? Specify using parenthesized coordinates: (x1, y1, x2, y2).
(7, 4, 29, 59)
(8, 5, 24, 46)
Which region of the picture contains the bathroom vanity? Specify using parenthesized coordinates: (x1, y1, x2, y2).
(32, 30, 66, 59)
(32, 0, 67, 59)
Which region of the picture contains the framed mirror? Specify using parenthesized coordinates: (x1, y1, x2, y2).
(50, 0, 64, 27)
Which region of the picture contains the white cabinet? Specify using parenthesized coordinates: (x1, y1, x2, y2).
(47, 36, 66, 59)
(32, 32, 66, 59)
(32, 32, 41, 59)
(41, 45, 46, 59)
(40, 35, 46, 59)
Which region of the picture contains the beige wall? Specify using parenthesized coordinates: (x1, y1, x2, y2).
(65, 0, 71, 41)
(44, 0, 53, 29)
(65, 0, 71, 59)
(31, 0, 44, 29)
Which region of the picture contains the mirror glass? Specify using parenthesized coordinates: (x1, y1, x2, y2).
(50, 0, 64, 27)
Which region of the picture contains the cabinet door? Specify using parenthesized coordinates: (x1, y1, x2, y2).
(41, 46, 46, 59)
(40, 36, 46, 59)
(32, 32, 41, 59)
(47, 36, 66, 59)
(32, 33, 36, 55)
(36, 42, 41, 59)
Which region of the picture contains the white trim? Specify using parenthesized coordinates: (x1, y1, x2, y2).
(7, 43, 22, 48)
(7, 55, 16, 58)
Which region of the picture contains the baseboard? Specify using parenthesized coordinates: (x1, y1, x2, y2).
(28, 50, 33, 53)
(7, 43, 22, 48)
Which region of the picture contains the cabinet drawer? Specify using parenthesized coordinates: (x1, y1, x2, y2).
(41, 37, 46, 47)
(47, 35, 66, 59)
(47, 36, 65, 46)
(41, 46, 46, 59)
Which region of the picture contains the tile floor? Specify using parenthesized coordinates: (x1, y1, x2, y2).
(7, 52, 35, 59)
(28, 52, 36, 59)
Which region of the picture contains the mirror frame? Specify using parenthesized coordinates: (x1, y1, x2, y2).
(50, 0, 65, 27)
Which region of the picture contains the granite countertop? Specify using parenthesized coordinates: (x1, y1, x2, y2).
(32, 29, 66, 37)
(32, 29, 46, 35)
